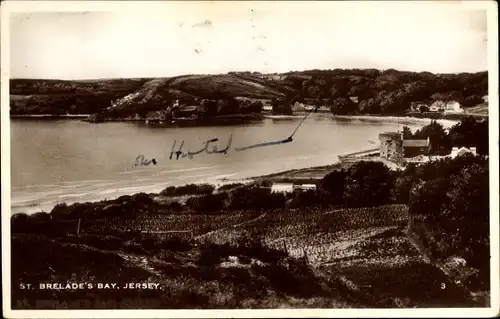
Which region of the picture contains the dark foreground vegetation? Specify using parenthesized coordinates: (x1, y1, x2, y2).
(14, 232, 349, 309)
(11, 117, 490, 308)
(10, 69, 487, 119)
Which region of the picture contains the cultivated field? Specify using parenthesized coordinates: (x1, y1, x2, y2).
(77, 204, 477, 307)
(12, 203, 479, 308)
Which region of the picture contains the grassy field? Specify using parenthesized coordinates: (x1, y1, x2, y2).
(81, 209, 262, 238)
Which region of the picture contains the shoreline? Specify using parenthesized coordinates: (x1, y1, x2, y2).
(9, 113, 467, 215)
(10, 161, 345, 216)
(9, 112, 482, 123)
(83, 113, 266, 124)
(331, 114, 462, 125)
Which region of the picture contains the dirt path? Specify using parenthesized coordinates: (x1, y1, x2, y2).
(194, 212, 268, 241)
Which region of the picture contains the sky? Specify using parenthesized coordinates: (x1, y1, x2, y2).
(7, 1, 490, 80)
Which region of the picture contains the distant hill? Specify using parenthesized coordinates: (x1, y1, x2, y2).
(10, 69, 488, 120)
(10, 78, 148, 115)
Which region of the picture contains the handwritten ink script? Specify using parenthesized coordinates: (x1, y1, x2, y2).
(169, 134, 233, 160)
(134, 155, 157, 166)
(134, 105, 318, 164)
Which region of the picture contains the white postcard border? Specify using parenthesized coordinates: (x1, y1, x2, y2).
(1, 1, 499, 318)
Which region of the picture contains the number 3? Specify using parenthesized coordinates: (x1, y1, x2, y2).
(441, 283, 446, 289)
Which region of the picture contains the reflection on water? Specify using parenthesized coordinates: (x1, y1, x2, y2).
(10, 114, 453, 214)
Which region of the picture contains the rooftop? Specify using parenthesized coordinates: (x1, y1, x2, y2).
(403, 139, 429, 147)
(178, 105, 198, 112)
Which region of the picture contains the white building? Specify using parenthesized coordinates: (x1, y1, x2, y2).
(482, 95, 488, 103)
(293, 184, 317, 192)
(450, 147, 477, 159)
(271, 183, 294, 193)
(292, 102, 306, 111)
(444, 101, 463, 114)
(405, 154, 430, 164)
(271, 183, 316, 193)
(430, 100, 446, 112)
(429, 105, 440, 112)
(262, 101, 273, 112)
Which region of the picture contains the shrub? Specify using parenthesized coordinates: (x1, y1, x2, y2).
(160, 184, 215, 197)
(251, 259, 324, 297)
(319, 169, 347, 205)
(186, 193, 228, 212)
(161, 237, 192, 252)
(291, 189, 319, 208)
(160, 186, 176, 196)
(406, 156, 489, 291)
(229, 185, 286, 210)
(31, 212, 51, 223)
(343, 161, 394, 207)
(50, 203, 69, 219)
(11, 213, 31, 233)
(130, 192, 155, 205)
(167, 201, 183, 212)
(217, 183, 244, 191)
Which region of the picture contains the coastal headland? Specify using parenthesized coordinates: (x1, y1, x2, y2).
(10, 69, 488, 122)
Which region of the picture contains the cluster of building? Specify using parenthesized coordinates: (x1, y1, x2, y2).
(144, 100, 202, 124)
(408, 100, 464, 114)
(260, 74, 286, 82)
(270, 183, 317, 194)
(379, 132, 477, 166)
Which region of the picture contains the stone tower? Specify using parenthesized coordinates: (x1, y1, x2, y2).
(379, 132, 403, 165)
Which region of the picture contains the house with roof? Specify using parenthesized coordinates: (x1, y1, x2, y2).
(173, 104, 198, 118)
(379, 132, 431, 164)
(443, 101, 463, 114)
(292, 101, 306, 111)
(271, 183, 294, 193)
(409, 102, 430, 113)
(403, 138, 431, 157)
(405, 154, 430, 164)
(430, 100, 446, 112)
(271, 182, 317, 194)
(293, 184, 317, 192)
(349, 96, 359, 104)
(145, 110, 169, 124)
(262, 100, 273, 112)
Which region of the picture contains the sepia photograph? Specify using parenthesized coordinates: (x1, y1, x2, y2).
(1, 1, 499, 318)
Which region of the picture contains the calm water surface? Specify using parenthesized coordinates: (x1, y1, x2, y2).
(10, 114, 455, 214)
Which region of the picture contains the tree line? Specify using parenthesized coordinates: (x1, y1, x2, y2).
(402, 117, 488, 156)
(277, 69, 487, 115)
(11, 69, 488, 117)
